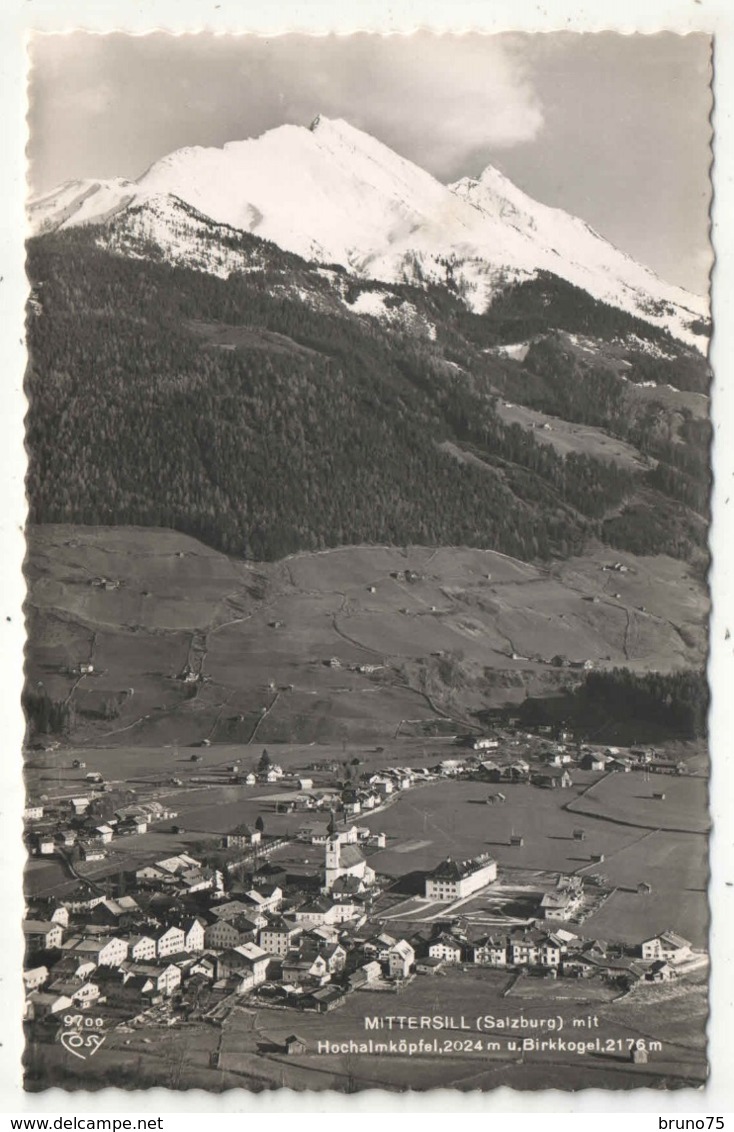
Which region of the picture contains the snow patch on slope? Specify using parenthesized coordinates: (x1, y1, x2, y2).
(342, 288, 437, 339)
(93, 196, 268, 278)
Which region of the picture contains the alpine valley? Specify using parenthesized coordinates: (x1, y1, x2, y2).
(24, 116, 711, 751)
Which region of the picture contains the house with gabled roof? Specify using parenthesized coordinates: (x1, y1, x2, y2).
(127, 962, 182, 997)
(537, 933, 564, 967)
(46, 978, 101, 1008)
(428, 934, 464, 964)
(224, 823, 262, 849)
(258, 918, 303, 956)
(164, 915, 206, 953)
(387, 939, 415, 979)
(127, 934, 157, 962)
(24, 991, 74, 1020)
(155, 925, 186, 958)
(282, 952, 331, 987)
(63, 934, 128, 967)
(645, 960, 677, 982)
(580, 751, 608, 772)
(532, 767, 573, 790)
(539, 889, 577, 920)
(297, 821, 331, 844)
(216, 942, 270, 986)
(88, 896, 136, 930)
(640, 931, 692, 963)
(23, 920, 63, 953)
(50, 954, 96, 981)
(189, 954, 217, 981)
(360, 931, 397, 962)
(22, 966, 49, 992)
(204, 917, 257, 950)
(242, 885, 283, 914)
(472, 936, 508, 967)
(507, 929, 547, 967)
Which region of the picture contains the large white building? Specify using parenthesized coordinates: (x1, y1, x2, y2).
(425, 854, 497, 901)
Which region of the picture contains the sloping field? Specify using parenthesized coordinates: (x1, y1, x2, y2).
(25, 526, 707, 748)
(567, 771, 709, 834)
(579, 829, 708, 946)
(494, 402, 650, 470)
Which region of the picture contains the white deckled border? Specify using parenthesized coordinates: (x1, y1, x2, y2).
(0, 0, 731, 1120)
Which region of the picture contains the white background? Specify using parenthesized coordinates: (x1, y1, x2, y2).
(0, 0, 732, 1120)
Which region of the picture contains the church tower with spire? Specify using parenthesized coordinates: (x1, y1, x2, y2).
(322, 810, 376, 893)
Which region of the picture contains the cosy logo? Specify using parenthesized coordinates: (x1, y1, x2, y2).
(59, 1030, 106, 1060)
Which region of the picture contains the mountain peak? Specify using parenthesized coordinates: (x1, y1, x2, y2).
(28, 115, 708, 350)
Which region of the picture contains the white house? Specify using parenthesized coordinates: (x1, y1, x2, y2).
(128, 935, 157, 962)
(537, 936, 564, 967)
(49, 906, 70, 928)
(473, 738, 499, 751)
(23, 966, 49, 992)
(539, 890, 578, 921)
(25, 992, 73, 1019)
(181, 918, 206, 953)
(640, 931, 692, 964)
(129, 963, 181, 997)
(293, 897, 358, 927)
(49, 979, 101, 1008)
(217, 942, 270, 987)
(387, 940, 415, 979)
(66, 935, 129, 967)
(282, 953, 331, 987)
(156, 926, 186, 958)
(224, 824, 262, 849)
(428, 935, 463, 964)
(258, 919, 302, 956)
(472, 937, 508, 967)
(23, 920, 64, 952)
(243, 886, 283, 915)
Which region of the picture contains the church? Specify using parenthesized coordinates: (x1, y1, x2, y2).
(323, 816, 376, 893)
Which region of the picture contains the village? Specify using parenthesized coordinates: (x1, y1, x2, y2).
(22, 720, 707, 1057)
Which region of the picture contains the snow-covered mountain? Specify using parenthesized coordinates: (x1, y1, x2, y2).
(28, 115, 709, 350)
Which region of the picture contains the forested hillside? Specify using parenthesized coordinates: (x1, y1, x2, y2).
(25, 229, 709, 565)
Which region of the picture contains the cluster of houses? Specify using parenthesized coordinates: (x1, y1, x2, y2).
(24, 797, 178, 862)
(22, 793, 700, 1030)
(21, 832, 408, 1024)
(438, 732, 688, 786)
(23, 858, 696, 1025)
(267, 765, 432, 820)
(418, 920, 694, 984)
(22, 725, 697, 1038)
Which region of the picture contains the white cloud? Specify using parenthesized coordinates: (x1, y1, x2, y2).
(264, 34, 545, 175)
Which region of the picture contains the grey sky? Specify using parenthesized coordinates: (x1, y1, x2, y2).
(27, 31, 712, 295)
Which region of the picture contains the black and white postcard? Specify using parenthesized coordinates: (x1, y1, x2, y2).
(4, 3, 733, 1111)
